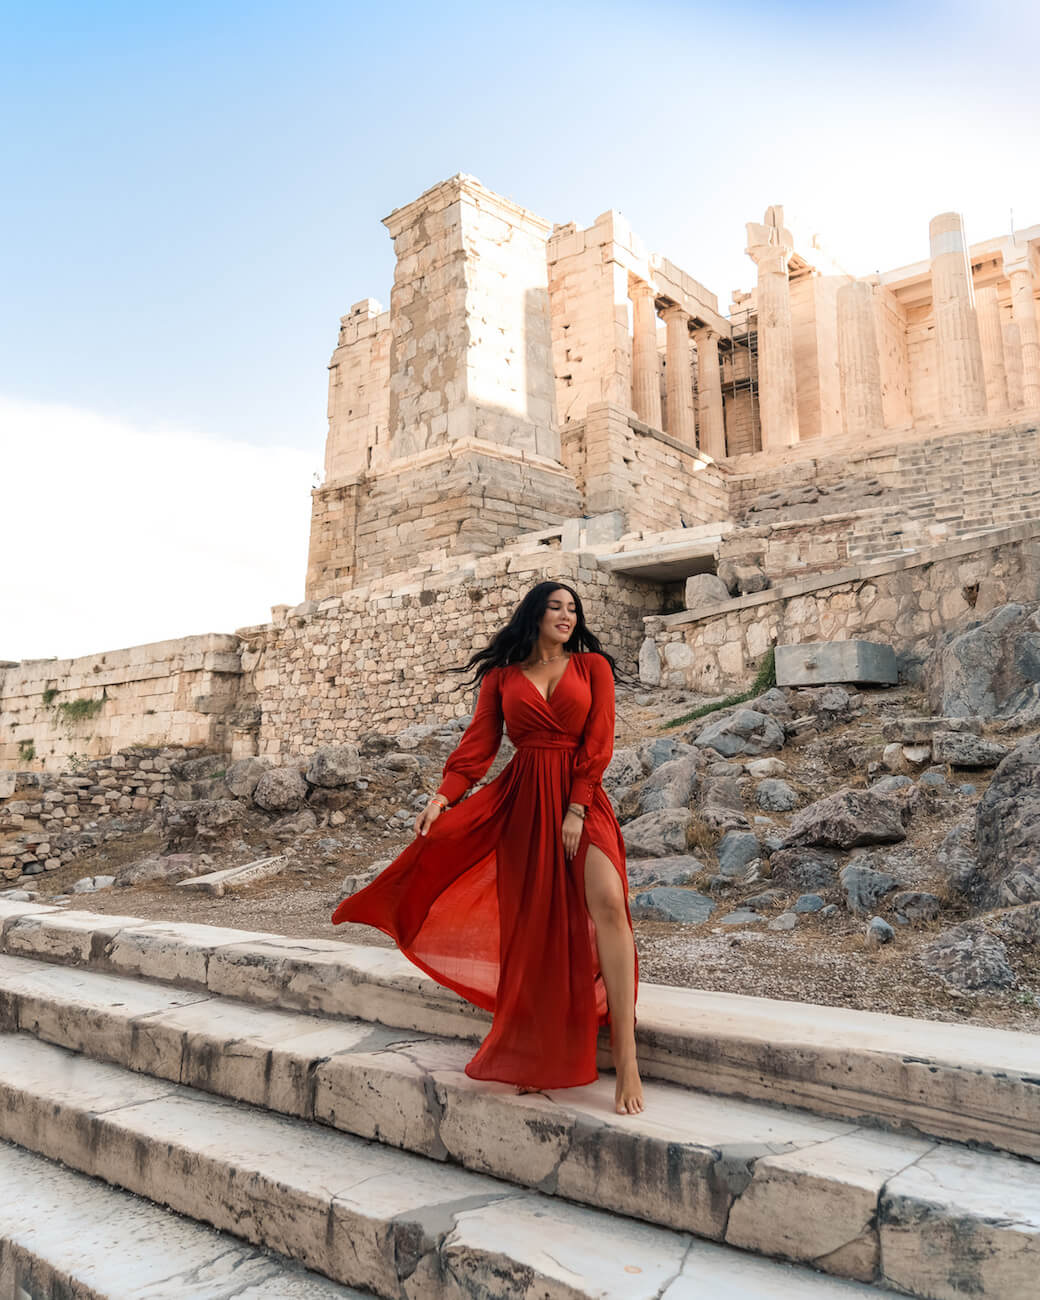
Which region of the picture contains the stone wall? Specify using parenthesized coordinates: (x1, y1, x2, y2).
(0, 636, 248, 774)
(0, 746, 192, 881)
(246, 551, 660, 761)
(641, 525, 1040, 695)
(324, 299, 392, 481)
(306, 442, 582, 601)
(561, 403, 729, 532)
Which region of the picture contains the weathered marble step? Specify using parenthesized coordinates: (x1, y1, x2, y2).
(0, 1035, 900, 1300)
(2, 901, 1038, 1161)
(0, 1139, 364, 1298)
(0, 952, 985, 1288)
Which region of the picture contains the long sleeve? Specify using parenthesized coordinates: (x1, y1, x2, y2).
(436, 667, 504, 805)
(569, 653, 616, 807)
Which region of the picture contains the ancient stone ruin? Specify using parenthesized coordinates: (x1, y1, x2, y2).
(3, 172, 1039, 770)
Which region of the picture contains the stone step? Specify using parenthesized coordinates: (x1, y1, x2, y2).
(2, 902, 1038, 1160)
(0, 1139, 364, 1298)
(1, 949, 1014, 1291)
(0, 1033, 901, 1300)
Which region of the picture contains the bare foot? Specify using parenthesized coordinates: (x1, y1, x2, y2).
(516, 1085, 541, 1095)
(614, 1059, 644, 1115)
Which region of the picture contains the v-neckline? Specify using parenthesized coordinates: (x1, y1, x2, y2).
(517, 653, 575, 705)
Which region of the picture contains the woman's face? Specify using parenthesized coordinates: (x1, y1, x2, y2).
(540, 587, 577, 647)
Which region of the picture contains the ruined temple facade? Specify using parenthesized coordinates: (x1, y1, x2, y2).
(6, 175, 1040, 771)
(306, 174, 1040, 602)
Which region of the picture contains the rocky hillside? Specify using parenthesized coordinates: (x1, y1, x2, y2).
(3, 603, 1039, 1033)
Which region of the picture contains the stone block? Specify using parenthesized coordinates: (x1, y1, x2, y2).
(775, 641, 897, 687)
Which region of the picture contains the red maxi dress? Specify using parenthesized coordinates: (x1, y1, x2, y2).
(331, 650, 637, 1089)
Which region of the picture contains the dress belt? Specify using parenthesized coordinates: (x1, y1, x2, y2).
(515, 730, 580, 752)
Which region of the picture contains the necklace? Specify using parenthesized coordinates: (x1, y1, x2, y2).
(531, 651, 566, 666)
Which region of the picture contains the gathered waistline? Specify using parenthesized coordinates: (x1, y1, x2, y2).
(514, 731, 580, 752)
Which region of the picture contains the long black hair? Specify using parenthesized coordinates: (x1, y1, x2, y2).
(445, 580, 620, 688)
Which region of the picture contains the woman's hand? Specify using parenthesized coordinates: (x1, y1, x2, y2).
(561, 809, 585, 859)
(415, 797, 445, 837)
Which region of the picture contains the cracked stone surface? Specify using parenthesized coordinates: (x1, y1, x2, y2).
(880, 1143, 1040, 1299)
(725, 1129, 935, 1280)
(0, 1139, 360, 1298)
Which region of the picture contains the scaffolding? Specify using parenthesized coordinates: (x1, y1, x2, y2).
(720, 307, 761, 455)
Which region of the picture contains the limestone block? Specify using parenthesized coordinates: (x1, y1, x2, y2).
(684, 573, 731, 612)
(880, 1144, 1040, 1299)
(775, 641, 897, 687)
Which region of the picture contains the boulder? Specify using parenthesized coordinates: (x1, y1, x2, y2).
(743, 888, 787, 912)
(768, 912, 799, 931)
(622, 809, 697, 859)
(793, 893, 825, 913)
(882, 716, 981, 744)
(891, 890, 942, 923)
(716, 830, 761, 877)
(782, 789, 907, 850)
(71, 875, 115, 894)
(638, 737, 697, 772)
(924, 603, 1040, 720)
(865, 917, 895, 948)
(627, 856, 704, 888)
(305, 745, 362, 788)
(974, 736, 1040, 906)
(931, 731, 1010, 768)
(995, 901, 1040, 945)
(159, 798, 246, 848)
(717, 559, 769, 596)
(604, 746, 646, 792)
(719, 909, 763, 925)
(921, 922, 1015, 991)
(630, 887, 715, 924)
(871, 775, 913, 794)
(746, 688, 793, 720)
(746, 757, 787, 779)
(769, 848, 842, 892)
(692, 709, 785, 758)
(225, 756, 272, 800)
(684, 573, 731, 611)
(936, 824, 984, 901)
(254, 767, 309, 812)
(638, 754, 700, 815)
(840, 863, 898, 916)
(116, 853, 201, 887)
(755, 779, 797, 812)
(700, 776, 750, 833)
(638, 637, 662, 686)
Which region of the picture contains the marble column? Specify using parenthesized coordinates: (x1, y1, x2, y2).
(631, 281, 663, 428)
(662, 305, 696, 445)
(1004, 320, 1025, 410)
(836, 279, 884, 436)
(929, 212, 986, 420)
(745, 206, 799, 449)
(692, 326, 726, 459)
(975, 285, 1009, 414)
(1003, 243, 1040, 409)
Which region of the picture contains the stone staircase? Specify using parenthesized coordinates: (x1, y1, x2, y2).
(0, 898, 1038, 1299)
(847, 423, 1040, 560)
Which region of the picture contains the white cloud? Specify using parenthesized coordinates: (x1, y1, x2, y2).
(0, 396, 315, 662)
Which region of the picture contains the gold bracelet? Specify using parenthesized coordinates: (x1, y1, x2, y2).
(567, 803, 586, 819)
(431, 794, 449, 809)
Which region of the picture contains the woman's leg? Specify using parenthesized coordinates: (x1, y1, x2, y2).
(583, 843, 643, 1114)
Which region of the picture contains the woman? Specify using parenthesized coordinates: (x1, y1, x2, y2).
(331, 581, 643, 1115)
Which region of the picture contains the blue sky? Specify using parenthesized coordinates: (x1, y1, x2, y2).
(3, 0, 1039, 658)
